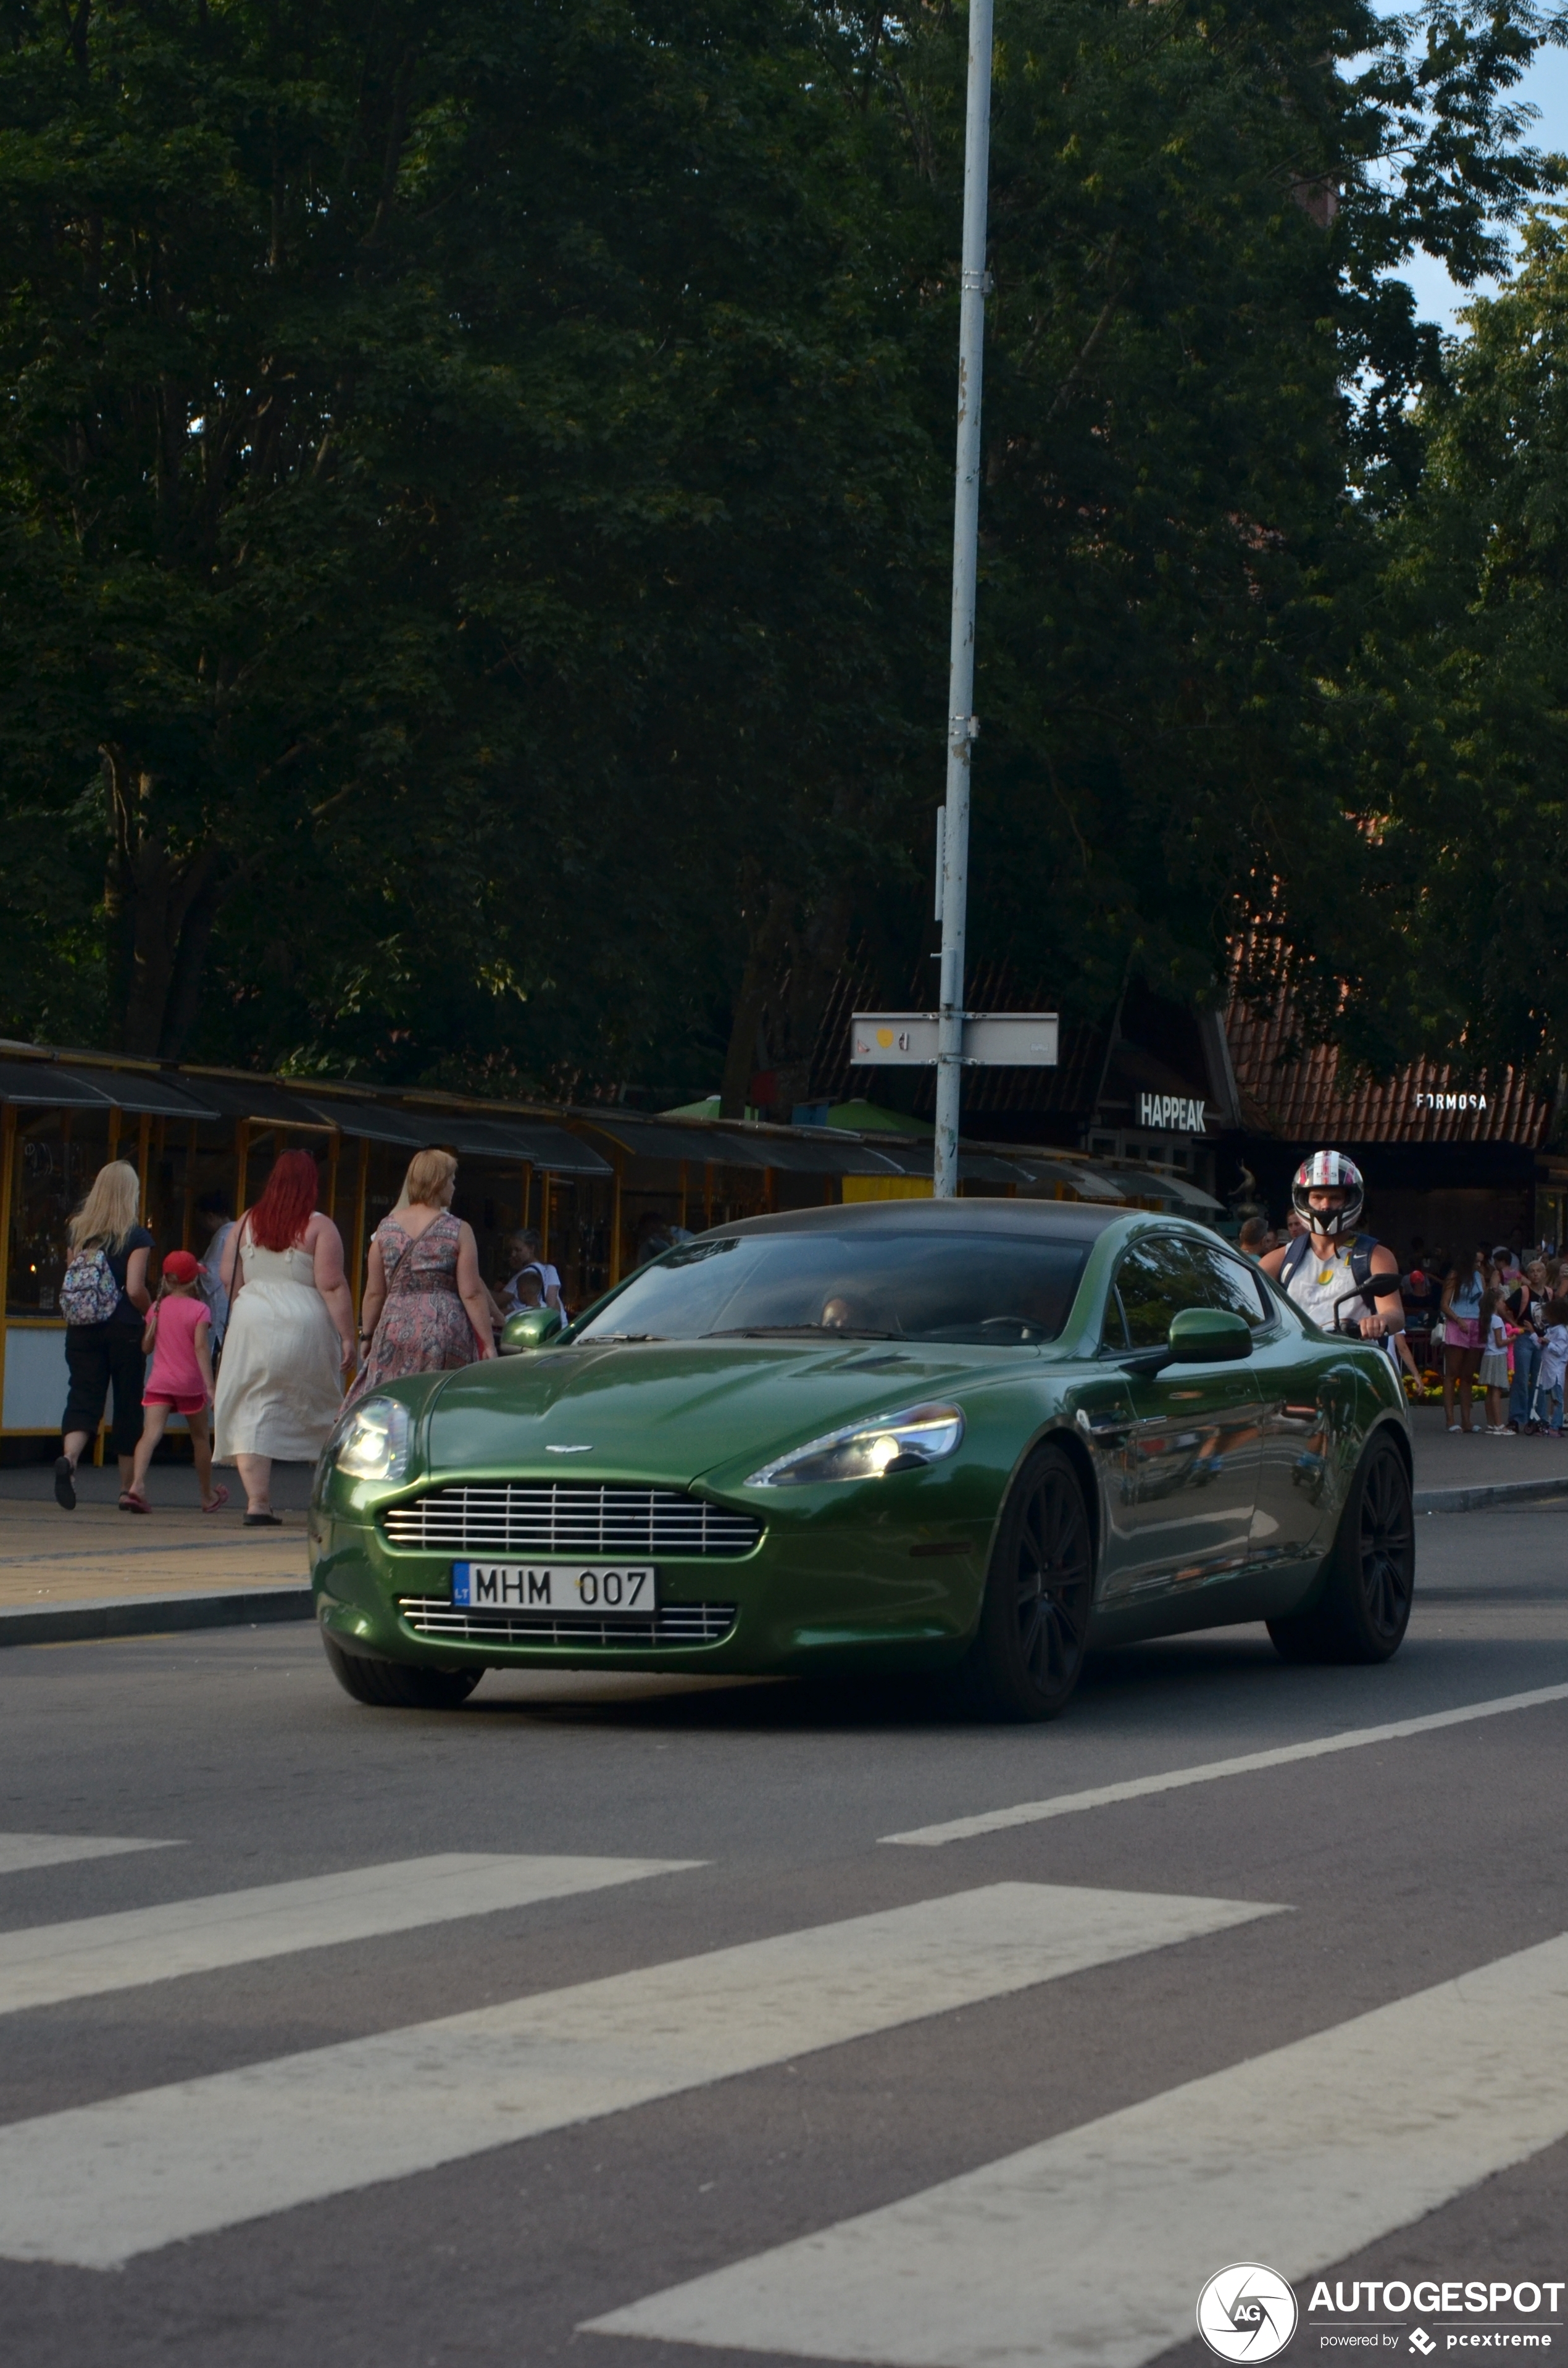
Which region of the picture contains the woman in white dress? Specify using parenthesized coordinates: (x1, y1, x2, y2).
(214, 1150, 355, 1524)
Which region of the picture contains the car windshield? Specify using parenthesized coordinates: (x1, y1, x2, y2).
(571, 1229, 1091, 1347)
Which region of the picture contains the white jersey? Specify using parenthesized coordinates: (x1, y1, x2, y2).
(1284, 1239, 1374, 1336)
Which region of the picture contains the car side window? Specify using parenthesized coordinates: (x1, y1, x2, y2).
(1113, 1237, 1205, 1349)
(1187, 1242, 1272, 1329)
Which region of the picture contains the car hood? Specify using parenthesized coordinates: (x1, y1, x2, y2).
(423, 1339, 1005, 1488)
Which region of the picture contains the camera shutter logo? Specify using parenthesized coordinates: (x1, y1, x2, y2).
(1196, 2265, 1299, 2362)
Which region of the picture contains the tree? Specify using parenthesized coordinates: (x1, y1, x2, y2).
(0, 0, 1562, 1094)
(1348, 211, 1568, 1083)
(0, 0, 938, 1082)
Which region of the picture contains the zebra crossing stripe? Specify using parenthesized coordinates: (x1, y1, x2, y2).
(0, 1833, 180, 1877)
(588, 1927, 1568, 2368)
(0, 1852, 699, 2017)
(0, 1880, 1277, 2269)
(881, 1680, 1568, 1846)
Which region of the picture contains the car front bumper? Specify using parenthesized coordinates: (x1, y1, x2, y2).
(309, 1472, 995, 1678)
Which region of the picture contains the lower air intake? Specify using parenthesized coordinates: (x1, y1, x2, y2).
(398, 1597, 737, 1648)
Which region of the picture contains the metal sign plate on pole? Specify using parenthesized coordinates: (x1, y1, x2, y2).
(851, 1013, 1059, 1069)
(962, 1015, 1060, 1067)
(849, 1015, 941, 1066)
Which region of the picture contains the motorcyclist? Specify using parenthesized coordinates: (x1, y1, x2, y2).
(1259, 1152, 1405, 1344)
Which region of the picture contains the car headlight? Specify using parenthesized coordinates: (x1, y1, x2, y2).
(745, 1402, 964, 1488)
(330, 1397, 412, 1483)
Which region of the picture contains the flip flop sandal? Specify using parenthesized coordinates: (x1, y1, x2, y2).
(119, 1490, 150, 1515)
(243, 1510, 282, 1527)
(53, 1455, 76, 1512)
(202, 1484, 230, 1515)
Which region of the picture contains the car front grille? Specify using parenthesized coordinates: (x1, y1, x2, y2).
(398, 1597, 738, 1648)
(380, 1483, 761, 1559)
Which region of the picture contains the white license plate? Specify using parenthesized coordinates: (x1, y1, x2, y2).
(452, 1562, 656, 1614)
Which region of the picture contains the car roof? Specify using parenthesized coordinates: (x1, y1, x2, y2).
(708, 1199, 1125, 1241)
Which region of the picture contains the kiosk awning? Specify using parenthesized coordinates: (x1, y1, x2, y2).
(0, 1061, 220, 1119)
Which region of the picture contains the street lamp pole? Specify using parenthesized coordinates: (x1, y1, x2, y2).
(933, 0, 995, 1199)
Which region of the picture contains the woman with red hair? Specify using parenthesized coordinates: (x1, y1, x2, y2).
(214, 1150, 354, 1523)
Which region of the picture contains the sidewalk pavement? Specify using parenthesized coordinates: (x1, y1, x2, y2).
(0, 1461, 311, 1644)
(1407, 1402, 1568, 1511)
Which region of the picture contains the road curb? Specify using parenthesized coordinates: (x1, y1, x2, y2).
(1414, 1476, 1568, 1516)
(0, 1586, 314, 1648)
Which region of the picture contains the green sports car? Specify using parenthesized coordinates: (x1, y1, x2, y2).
(309, 1200, 1415, 1721)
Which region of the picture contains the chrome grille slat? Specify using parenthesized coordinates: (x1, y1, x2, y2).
(382, 1483, 759, 1558)
(398, 1596, 737, 1647)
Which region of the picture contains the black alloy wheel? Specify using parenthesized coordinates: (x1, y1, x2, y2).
(1268, 1432, 1414, 1665)
(1357, 1439, 1416, 1647)
(964, 1443, 1095, 1721)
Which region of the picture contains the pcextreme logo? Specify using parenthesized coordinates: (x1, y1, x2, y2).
(1198, 2265, 1300, 2361)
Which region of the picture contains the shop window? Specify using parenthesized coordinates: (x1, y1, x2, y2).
(7, 1109, 114, 1316)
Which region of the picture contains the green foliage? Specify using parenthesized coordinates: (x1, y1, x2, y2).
(0, 0, 1562, 1090)
(1349, 210, 1568, 1081)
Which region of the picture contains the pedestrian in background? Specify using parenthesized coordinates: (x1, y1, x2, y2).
(501, 1226, 564, 1316)
(352, 1149, 495, 1397)
(54, 1159, 154, 1511)
(1403, 1246, 1439, 1374)
(1507, 1258, 1547, 1433)
(1530, 1297, 1568, 1433)
(1238, 1215, 1271, 1261)
(122, 1252, 227, 1514)
(1440, 1245, 1490, 1434)
(214, 1150, 354, 1524)
(1478, 1287, 1512, 1434)
(195, 1192, 236, 1350)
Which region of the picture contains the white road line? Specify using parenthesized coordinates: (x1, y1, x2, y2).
(882, 1679, 1568, 1845)
(0, 1881, 1278, 2269)
(589, 1927, 1568, 2368)
(0, 1853, 698, 2016)
(0, 1833, 181, 1878)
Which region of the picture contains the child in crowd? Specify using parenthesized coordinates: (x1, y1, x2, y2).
(501, 1228, 563, 1317)
(1478, 1286, 1511, 1435)
(122, 1251, 227, 1513)
(1530, 1295, 1568, 1436)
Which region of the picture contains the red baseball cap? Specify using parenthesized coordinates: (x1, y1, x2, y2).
(161, 1250, 201, 1284)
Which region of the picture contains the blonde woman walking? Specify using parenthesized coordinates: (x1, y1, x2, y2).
(54, 1160, 154, 1510)
(351, 1149, 495, 1399)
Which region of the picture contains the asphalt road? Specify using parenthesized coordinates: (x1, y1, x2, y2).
(1, 1500, 1566, 2368)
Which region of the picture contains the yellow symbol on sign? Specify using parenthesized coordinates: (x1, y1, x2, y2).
(877, 1029, 895, 1049)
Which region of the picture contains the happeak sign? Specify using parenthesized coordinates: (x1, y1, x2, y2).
(1138, 1091, 1207, 1135)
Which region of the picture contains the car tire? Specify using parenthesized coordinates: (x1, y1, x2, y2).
(1267, 1432, 1414, 1666)
(961, 1442, 1094, 1722)
(322, 1635, 482, 1710)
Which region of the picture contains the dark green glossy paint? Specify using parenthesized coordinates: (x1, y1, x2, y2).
(310, 1214, 1411, 1679)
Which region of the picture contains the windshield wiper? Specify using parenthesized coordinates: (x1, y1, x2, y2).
(701, 1325, 901, 1341)
(580, 1332, 666, 1344)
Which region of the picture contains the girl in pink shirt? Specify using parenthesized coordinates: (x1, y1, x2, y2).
(123, 1252, 227, 1513)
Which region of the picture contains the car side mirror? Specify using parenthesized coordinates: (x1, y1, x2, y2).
(1167, 1307, 1253, 1364)
(500, 1307, 564, 1355)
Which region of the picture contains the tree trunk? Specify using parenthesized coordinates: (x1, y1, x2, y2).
(720, 885, 793, 1119)
(101, 745, 228, 1057)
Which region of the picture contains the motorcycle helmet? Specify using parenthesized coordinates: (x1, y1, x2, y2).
(1290, 1150, 1364, 1237)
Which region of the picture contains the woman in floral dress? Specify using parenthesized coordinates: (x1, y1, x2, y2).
(350, 1150, 496, 1399)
